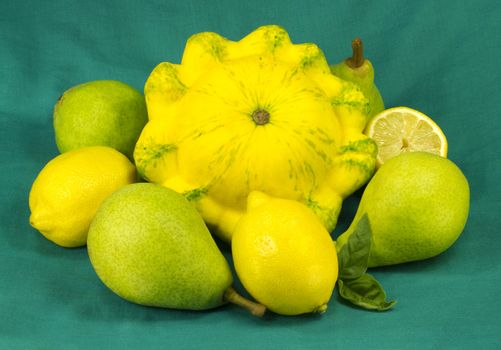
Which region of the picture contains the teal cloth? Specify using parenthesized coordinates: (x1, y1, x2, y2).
(1, 0, 500, 348)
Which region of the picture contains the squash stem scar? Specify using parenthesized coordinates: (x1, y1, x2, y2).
(252, 109, 270, 125)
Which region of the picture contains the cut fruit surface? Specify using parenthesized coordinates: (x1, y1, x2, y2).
(365, 107, 448, 166)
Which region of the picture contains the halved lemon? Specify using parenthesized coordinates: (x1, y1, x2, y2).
(365, 106, 448, 166)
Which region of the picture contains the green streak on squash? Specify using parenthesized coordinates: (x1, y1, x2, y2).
(184, 187, 209, 202)
(136, 142, 177, 179)
(340, 138, 378, 156)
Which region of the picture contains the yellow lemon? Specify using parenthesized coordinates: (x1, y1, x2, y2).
(29, 146, 136, 247)
(365, 106, 448, 166)
(232, 191, 338, 316)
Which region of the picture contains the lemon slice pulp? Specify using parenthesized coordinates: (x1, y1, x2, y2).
(366, 107, 448, 166)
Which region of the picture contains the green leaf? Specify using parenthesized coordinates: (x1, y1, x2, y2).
(337, 213, 372, 280)
(337, 213, 396, 311)
(338, 274, 396, 311)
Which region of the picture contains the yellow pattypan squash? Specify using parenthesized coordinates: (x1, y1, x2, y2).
(134, 25, 377, 241)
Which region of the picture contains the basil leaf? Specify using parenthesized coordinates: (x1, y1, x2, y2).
(336, 213, 396, 311)
(337, 213, 372, 280)
(338, 274, 396, 311)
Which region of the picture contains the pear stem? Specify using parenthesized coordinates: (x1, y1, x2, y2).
(224, 286, 266, 317)
(347, 38, 364, 68)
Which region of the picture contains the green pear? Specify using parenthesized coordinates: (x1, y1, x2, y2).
(330, 38, 384, 121)
(54, 80, 148, 159)
(336, 152, 470, 267)
(87, 183, 264, 315)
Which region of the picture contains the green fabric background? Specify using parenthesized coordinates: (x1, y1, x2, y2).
(1, 0, 500, 348)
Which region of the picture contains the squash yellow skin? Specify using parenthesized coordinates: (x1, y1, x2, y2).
(134, 25, 377, 241)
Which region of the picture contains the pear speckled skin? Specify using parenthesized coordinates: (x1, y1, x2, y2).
(87, 183, 233, 310)
(336, 152, 470, 267)
(54, 80, 148, 159)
